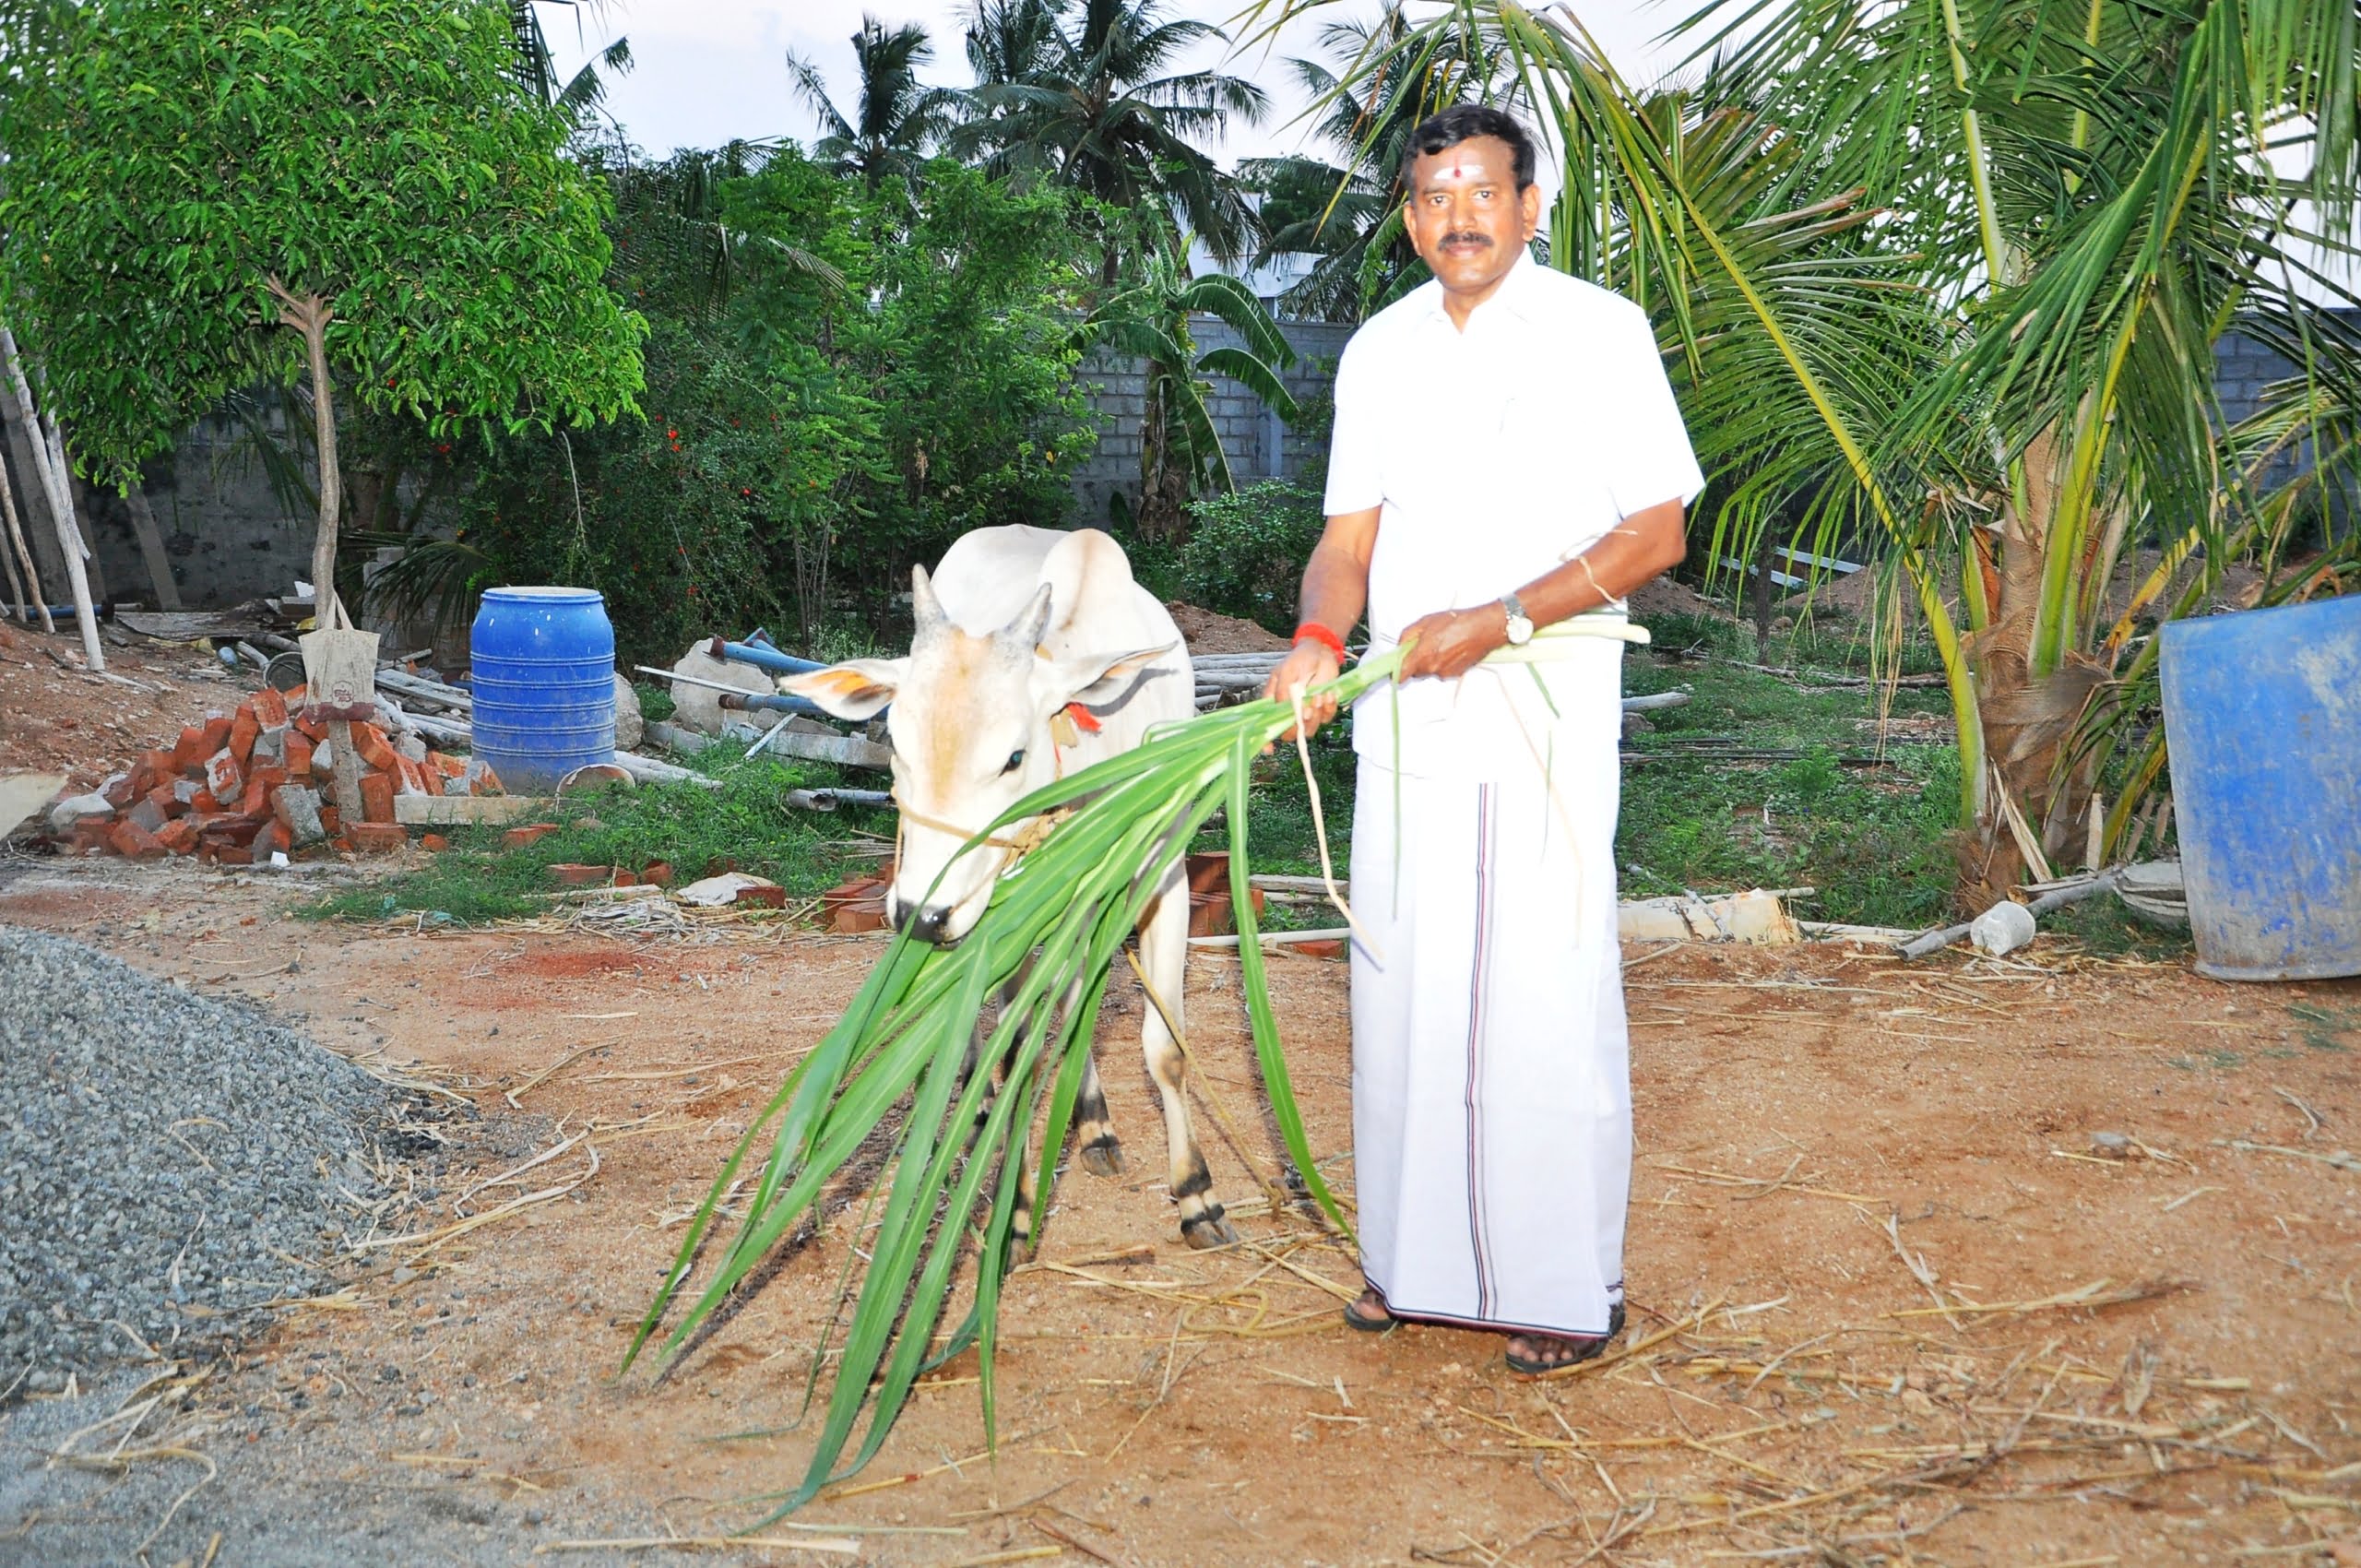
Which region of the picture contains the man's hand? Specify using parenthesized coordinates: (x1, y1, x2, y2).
(1264, 641, 1342, 742)
(1397, 603, 1506, 681)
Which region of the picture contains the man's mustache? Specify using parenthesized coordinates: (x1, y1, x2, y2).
(1441, 232, 1491, 248)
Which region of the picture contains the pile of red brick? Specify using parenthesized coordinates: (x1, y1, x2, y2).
(54, 684, 497, 863)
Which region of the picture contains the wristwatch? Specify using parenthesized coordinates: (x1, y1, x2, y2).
(1500, 591, 1536, 647)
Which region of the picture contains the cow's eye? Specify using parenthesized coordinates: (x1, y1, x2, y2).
(1002, 749, 1026, 775)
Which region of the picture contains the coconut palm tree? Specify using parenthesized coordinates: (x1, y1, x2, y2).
(954, 0, 1271, 281)
(1240, 6, 1508, 319)
(1243, 0, 2361, 906)
(787, 16, 961, 192)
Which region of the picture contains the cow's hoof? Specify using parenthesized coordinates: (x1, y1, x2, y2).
(1180, 1206, 1238, 1250)
(1078, 1135, 1126, 1178)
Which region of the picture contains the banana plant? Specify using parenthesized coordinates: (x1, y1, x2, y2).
(1074, 236, 1301, 540)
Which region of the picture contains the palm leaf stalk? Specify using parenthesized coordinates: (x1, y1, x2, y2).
(623, 651, 1402, 1519)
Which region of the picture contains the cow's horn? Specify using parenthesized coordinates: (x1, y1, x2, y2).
(1008, 583, 1053, 651)
(910, 563, 947, 643)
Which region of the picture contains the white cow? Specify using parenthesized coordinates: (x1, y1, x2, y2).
(783, 525, 1237, 1248)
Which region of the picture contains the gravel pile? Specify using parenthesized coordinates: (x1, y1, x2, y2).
(0, 923, 396, 1388)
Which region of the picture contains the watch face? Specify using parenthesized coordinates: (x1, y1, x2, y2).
(1507, 615, 1535, 645)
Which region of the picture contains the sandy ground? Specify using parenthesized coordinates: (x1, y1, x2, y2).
(1, 850, 2356, 1568)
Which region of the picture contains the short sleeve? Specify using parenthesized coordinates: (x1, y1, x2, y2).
(1598, 302, 1704, 517)
(1322, 331, 1385, 516)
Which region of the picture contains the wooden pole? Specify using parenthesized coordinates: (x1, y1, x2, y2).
(0, 326, 101, 670)
(122, 484, 182, 610)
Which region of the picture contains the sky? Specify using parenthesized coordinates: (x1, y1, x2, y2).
(542, 1, 1697, 172)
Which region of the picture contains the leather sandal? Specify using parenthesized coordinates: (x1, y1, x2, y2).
(1504, 1301, 1627, 1375)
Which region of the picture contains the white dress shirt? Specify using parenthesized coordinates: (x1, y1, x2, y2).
(1323, 251, 1704, 779)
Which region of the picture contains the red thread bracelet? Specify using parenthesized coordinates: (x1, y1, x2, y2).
(1293, 622, 1347, 663)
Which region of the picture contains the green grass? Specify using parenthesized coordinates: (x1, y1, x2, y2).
(304, 753, 894, 924)
(311, 608, 2192, 948)
(1183, 613, 1975, 932)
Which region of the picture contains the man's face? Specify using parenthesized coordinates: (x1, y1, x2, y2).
(1404, 135, 1541, 302)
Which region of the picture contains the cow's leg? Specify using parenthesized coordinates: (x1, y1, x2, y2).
(1137, 863, 1236, 1249)
(1005, 969, 1117, 1248)
(1073, 1048, 1123, 1177)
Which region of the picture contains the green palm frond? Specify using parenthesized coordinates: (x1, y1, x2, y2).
(625, 656, 1392, 1519)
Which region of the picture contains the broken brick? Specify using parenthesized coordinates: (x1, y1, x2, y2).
(358, 771, 397, 825)
(317, 805, 341, 837)
(638, 861, 672, 888)
(108, 821, 164, 859)
(228, 708, 260, 766)
(251, 819, 291, 859)
(146, 783, 184, 817)
(503, 823, 560, 849)
(351, 723, 398, 773)
(214, 844, 254, 867)
(250, 726, 287, 769)
(419, 833, 449, 853)
(155, 818, 199, 855)
(430, 751, 466, 778)
(284, 731, 314, 778)
(171, 725, 210, 772)
(349, 822, 405, 855)
(101, 773, 136, 810)
(197, 717, 231, 756)
(292, 710, 330, 742)
(460, 758, 503, 797)
(547, 863, 614, 887)
(392, 755, 430, 796)
(204, 749, 243, 801)
(249, 687, 289, 728)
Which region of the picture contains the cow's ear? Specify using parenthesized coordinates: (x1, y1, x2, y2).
(1047, 643, 1175, 707)
(781, 659, 905, 720)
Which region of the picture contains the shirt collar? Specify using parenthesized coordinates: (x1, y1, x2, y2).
(1418, 248, 1543, 328)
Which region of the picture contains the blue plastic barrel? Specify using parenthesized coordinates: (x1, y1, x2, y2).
(2158, 594, 2361, 980)
(469, 587, 616, 791)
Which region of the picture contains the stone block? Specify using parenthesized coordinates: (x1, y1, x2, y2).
(271, 784, 326, 848)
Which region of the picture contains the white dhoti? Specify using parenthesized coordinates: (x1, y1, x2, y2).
(1345, 636, 1631, 1338)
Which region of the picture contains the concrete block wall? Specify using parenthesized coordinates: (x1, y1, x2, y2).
(2214, 307, 2360, 508)
(61, 307, 2352, 611)
(1067, 314, 1353, 528)
(73, 400, 311, 609)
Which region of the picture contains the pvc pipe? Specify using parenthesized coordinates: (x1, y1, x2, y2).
(707, 636, 826, 677)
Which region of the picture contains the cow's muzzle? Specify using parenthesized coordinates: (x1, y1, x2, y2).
(896, 900, 960, 947)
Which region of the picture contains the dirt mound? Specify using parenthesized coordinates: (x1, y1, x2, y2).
(1166, 600, 1289, 655)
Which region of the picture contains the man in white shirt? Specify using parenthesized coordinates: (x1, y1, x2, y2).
(1265, 104, 1702, 1373)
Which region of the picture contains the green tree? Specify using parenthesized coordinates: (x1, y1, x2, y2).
(0, 0, 647, 622)
(955, 0, 1270, 281)
(1249, 0, 2361, 904)
(376, 148, 1096, 659)
(787, 15, 961, 193)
